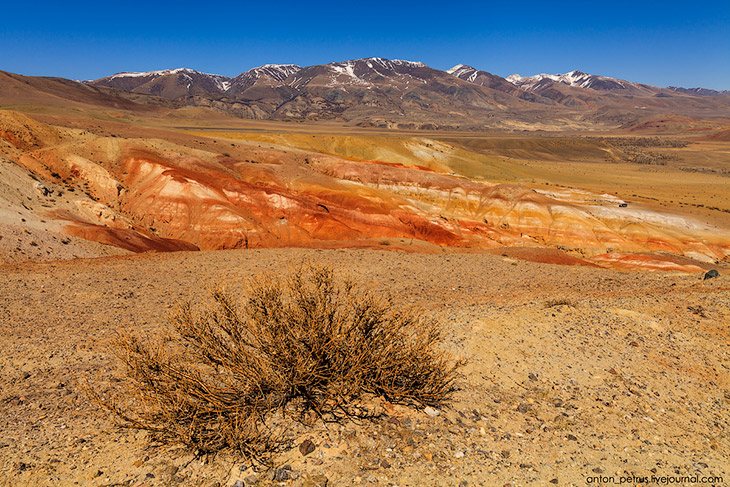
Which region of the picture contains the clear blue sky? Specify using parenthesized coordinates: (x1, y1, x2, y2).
(1, 0, 728, 89)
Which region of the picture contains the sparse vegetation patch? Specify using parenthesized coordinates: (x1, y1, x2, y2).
(92, 263, 462, 462)
(599, 137, 688, 165)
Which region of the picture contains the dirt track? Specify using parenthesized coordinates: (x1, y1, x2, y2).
(1, 248, 728, 486)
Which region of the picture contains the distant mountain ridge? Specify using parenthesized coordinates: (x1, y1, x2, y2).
(78, 59, 730, 129)
(506, 70, 646, 92)
(90, 61, 727, 98)
(667, 86, 730, 97)
(91, 68, 231, 98)
(447, 64, 554, 104)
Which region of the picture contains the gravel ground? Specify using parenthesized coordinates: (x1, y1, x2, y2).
(0, 248, 728, 486)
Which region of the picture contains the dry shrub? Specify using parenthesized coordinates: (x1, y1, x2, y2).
(94, 263, 462, 461)
(545, 298, 577, 308)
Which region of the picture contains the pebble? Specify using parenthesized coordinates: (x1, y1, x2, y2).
(299, 439, 316, 456)
(424, 406, 440, 417)
(271, 466, 292, 481)
(454, 451, 464, 459)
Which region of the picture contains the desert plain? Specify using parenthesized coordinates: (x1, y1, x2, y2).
(1, 67, 729, 486)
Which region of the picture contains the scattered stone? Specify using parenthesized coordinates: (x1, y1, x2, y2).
(567, 434, 578, 441)
(454, 451, 464, 459)
(380, 459, 391, 468)
(270, 465, 293, 481)
(459, 482, 469, 487)
(704, 269, 720, 280)
(516, 403, 530, 413)
(244, 475, 258, 485)
(550, 479, 559, 484)
(500, 450, 510, 459)
(232, 481, 244, 487)
(299, 439, 316, 456)
(424, 406, 440, 417)
(592, 467, 604, 474)
(34, 183, 53, 197)
(629, 341, 639, 347)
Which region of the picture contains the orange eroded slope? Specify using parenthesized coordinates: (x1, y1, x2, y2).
(1, 110, 729, 269)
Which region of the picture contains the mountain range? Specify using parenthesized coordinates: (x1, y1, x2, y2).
(2, 58, 728, 131)
(84, 58, 729, 129)
(89, 59, 729, 100)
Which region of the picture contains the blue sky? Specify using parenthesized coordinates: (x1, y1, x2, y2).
(1, 1, 728, 89)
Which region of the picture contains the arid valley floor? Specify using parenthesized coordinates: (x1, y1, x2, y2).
(1, 250, 729, 486)
(1, 69, 730, 486)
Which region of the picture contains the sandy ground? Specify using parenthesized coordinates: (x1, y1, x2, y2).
(1, 248, 728, 486)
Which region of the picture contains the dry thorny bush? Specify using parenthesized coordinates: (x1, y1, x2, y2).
(91, 263, 463, 463)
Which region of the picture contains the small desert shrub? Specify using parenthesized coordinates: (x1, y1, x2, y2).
(93, 264, 461, 461)
(545, 298, 577, 308)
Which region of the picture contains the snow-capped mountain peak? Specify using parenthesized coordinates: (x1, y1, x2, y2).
(507, 70, 634, 92)
(348, 57, 426, 69)
(107, 68, 213, 80)
(241, 64, 302, 81)
(446, 64, 480, 82)
(90, 68, 233, 97)
(228, 64, 302, 92)
(446, 64, 469, 75)
(315, 58, 430, 88)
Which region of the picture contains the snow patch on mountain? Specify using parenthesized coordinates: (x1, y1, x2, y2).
(321, 58, 428, 87)
(331, 62, 370, 86)
(447, 65, 482, 83)
(245, 64, 302, 81)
